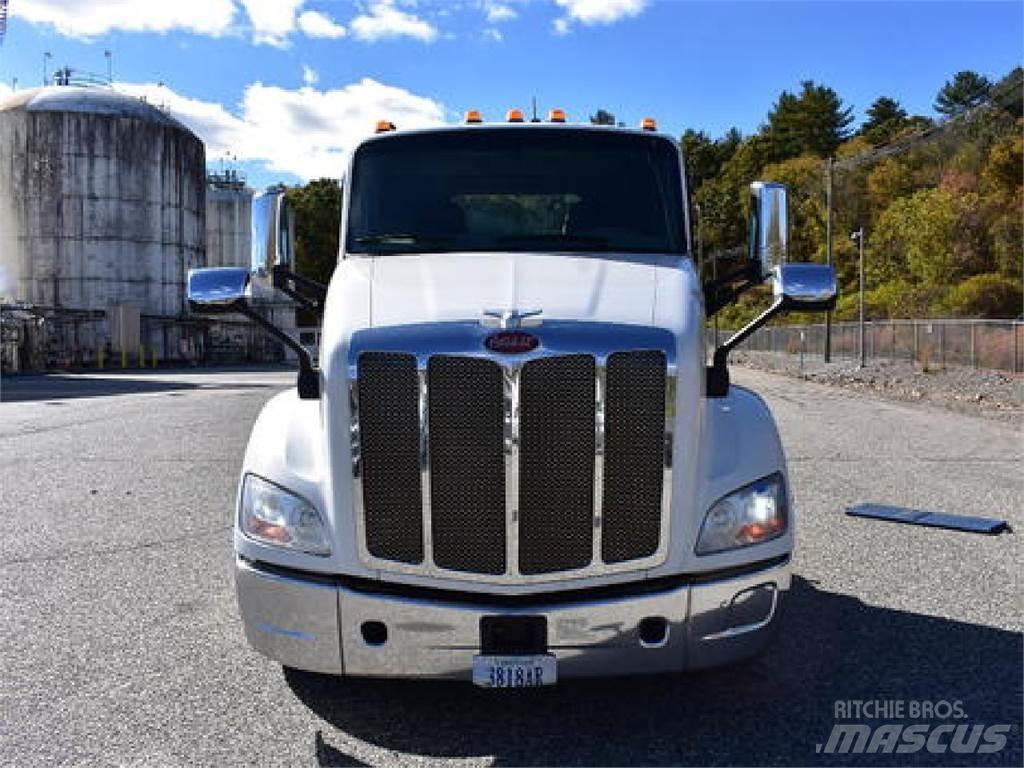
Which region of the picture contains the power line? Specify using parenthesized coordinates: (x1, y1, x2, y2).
(834, 78, 1022, 172)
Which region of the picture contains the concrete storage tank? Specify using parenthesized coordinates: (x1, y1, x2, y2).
(0, 85, 205, 368)
(205, 170, 252, 269)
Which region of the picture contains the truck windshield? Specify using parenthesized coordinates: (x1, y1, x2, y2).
(346, 128, 686, 256)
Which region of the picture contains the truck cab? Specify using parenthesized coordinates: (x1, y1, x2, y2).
(187, 114, 836, 687)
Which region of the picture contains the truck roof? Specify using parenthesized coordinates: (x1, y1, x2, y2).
(357, 121, 675, 151)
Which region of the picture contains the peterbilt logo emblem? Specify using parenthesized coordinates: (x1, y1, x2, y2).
(485, 330, 539, 354)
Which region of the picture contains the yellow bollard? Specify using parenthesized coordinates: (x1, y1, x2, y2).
(151, 345, 158, 368)
(97, 347, 105, 370)
(121, 347, 127, 369)
(139, 345, 146, 369)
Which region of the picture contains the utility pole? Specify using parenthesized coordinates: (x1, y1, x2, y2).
(852, 227, 865, 367)
(824, 156, 833, 362)
(105, 50, 112, 84)
(43, 52, 52, 86)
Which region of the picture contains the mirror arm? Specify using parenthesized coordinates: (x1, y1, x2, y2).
(271, 265, 328, 314)
(704, 261, 763, 317)
(706, 296, 785, 398)
(232, 300, 320, 400)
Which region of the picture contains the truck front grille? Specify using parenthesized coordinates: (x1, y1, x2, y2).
(353, 330, 672, 583)
(427, 356, 507, 575)
(355, 352, 424, 564)
(601, 351, 668, 563)
(518, 355, 596, 575)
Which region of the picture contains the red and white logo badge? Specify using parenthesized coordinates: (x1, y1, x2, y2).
(484, 330, 539, 354)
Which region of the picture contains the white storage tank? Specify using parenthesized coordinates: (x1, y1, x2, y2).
(0, 85, 205, 366)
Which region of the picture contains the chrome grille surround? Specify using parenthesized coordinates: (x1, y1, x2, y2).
(349, 321, 676, 585)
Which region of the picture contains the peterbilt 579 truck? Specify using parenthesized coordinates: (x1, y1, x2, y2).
(188, 111, 836, 688)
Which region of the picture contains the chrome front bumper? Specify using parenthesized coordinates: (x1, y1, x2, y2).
(235, 556, 790, 678)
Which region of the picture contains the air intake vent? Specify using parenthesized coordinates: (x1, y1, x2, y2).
(518, 354, 596, 574)
(601, 350, 667, 563)
(357, 352, 424, 564)
(428, 356, 507, 574)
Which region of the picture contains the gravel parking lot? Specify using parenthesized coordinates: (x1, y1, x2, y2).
(1, 367, 1020, 766)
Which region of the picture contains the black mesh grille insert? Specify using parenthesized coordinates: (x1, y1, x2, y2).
(518, 355, 595, 574)
(601, 350, 667, 563)
(428, 356, 506, 574)
(357, 352, 423, 564)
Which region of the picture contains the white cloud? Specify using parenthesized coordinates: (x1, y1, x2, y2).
(485, 3, 517, 23)
(298, 9, 347, 39)
(9, 0, 237, 38)
(553, 0, 646, 32)
(302, 65, 319, 86)
(118, 78, 445, 181)
(0, 84, 13, 102)
(350, 0, 439, 43)
(483, 27, 503, 42)
(239, 0, 306, 47)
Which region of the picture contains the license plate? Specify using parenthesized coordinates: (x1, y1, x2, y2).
(472, 654, 557, 688)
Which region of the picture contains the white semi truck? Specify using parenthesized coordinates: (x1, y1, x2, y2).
(188, 112, 836, 688)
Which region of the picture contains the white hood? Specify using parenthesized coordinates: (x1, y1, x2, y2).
(368, 252, 669, 327)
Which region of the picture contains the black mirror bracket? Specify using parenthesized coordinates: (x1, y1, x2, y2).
(706, 296, 785, 398)
(232, 299, 320, 400)
(271, 265, 328, 315)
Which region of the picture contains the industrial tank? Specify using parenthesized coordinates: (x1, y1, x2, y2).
(0, 85, 205, 366)
(205, 171, 252, 269)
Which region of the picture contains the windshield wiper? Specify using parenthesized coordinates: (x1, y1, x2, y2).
(354, 233, 453, 246)
(497, 233, 610, 248)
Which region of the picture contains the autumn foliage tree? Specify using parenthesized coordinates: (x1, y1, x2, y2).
(683, 66, 1022, 323)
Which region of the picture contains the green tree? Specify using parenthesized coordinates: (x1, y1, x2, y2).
(938, 273, 1023, 318)
(866, 158, 916, 214)
(872, 188, 987, 288)
(934, 70, 992, 117)
(981, 134, 1023, 203)
(861, 96, 911, 144)
(763, 80, 854, 160)
(589, 109, 616, 125)
(680, 127, 742, 190)
(990, 66, 1023, 118)
(285, 178, 342, 287)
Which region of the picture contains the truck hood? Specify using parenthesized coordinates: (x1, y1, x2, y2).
(368, 252, 672, 327)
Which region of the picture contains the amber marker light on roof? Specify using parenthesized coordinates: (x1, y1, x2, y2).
(464, 110, 483, 124)
(548, 108, 567, 123)
(506, 108, 524, 123)
(641, 117, 658, 131)
(375, 120, 396, 133)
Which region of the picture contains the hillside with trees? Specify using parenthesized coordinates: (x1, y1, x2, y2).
(687, 67, 1022, 326)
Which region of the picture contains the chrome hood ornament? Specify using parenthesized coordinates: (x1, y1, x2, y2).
(481, 308, 543, 329)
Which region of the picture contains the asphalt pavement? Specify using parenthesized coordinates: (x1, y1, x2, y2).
(1, 367, 1020, 766)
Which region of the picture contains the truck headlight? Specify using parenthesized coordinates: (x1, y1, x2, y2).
(696, 473, 788, 555)
(240, 474, 330, 556)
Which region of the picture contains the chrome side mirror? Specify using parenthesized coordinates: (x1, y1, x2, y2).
(749, 181, 788, 279)
(187, 267, 251, 314)
(251, 189, 295, 278)
(771, 263, 837, 311)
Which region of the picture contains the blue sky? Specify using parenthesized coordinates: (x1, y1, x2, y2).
(0, 1, 1020, 189)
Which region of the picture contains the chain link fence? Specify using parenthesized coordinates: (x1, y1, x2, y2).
(712, 319, 1024, 373)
